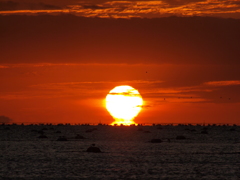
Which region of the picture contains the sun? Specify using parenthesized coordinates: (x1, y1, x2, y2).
(105, 85, 143, 125)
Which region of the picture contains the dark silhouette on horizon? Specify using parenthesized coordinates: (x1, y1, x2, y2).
(87, 144, 101, 153)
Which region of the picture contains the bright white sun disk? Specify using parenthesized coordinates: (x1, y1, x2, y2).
(105, 85, 143, 125)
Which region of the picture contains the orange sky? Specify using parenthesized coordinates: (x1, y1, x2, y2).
(1, 0, 240, 18)
(0, 1, 240, 125)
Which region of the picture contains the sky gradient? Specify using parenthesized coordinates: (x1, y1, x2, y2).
(0, 0, 240, 125)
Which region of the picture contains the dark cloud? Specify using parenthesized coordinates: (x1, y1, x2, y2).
(109, 92, 141, 97)
(38, 3, 61, 10)
(0, 15, 240, 65)
(0, 1, 61, 11)
(162, 0, 204, 6)
(82, 4, 108, 10)
(198, 84, 240, 104)
(0, 1, 18, 10)
(0, 115, 12, 123)
(1, 0, 240, 18)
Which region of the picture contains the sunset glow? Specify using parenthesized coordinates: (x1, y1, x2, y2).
(0, 0, 240, 125)
(106, 85, 143, 125)
(1, 0, 240, 19)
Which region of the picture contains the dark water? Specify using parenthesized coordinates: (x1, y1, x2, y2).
(1, 125, 240, 179)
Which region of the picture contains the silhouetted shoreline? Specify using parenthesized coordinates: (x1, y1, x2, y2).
(1, 123, 239, 127)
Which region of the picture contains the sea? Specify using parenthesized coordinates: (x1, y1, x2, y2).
(1, 124, 239, 180)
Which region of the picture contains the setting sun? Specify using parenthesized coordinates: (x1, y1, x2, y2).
(105, 85, 143, 125)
